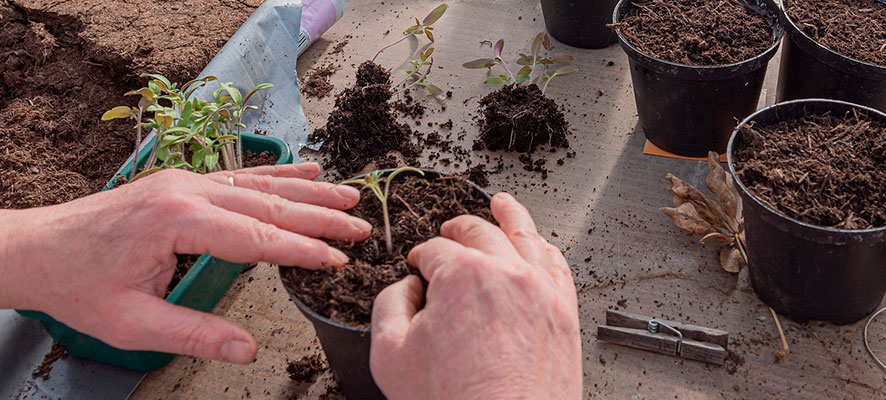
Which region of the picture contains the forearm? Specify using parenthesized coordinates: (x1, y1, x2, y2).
(0, 208, 47, 310)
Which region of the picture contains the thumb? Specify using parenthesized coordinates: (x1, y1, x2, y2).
(371, 274, 423, 354)
(110, 292, 257, 364)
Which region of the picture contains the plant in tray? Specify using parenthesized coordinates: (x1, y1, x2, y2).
(463, 32, 576, 154)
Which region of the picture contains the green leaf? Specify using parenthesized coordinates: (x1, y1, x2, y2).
(425, 29, 435, 42)
(404, 24, 420, 34)
(517, 54, 534, 66)
(484, 76, 505, 85)
(517, 65, 532, 76)
(554, 68, 579, 77)
(421, 47, 435, 61)
(463, 58, 496, 69)
(422, 3, 448, 25)
(125, 87, 155, 102)
(242, 83, 273, 106)
(205, 151, 219, 171)
(515, 74, 530, 84)
(101, 106, 133, 121)
(141, 74, 172, 91)
(426, 84, 446, 100)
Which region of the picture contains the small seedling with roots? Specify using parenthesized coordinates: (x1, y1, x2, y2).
(339, 167, 425, 255)
(463, 32, 578, 94)
(102, 74, 273, 181)
(396, 47, 446, 99)
(371, 3, 448, 63)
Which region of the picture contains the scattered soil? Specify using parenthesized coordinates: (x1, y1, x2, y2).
(309, 61, 420, 177)
(393, 90, 426, 119)
(302, 63, 337, 99)
(786, 0, 886, 66)
(281, 175, 493, 327)
(287, 353, 328, 383)
(243, 150, 279, 169)
(616, 0, 773, 66)
(474, 84, 570, 154)
(32, 341, 67, 381)
(464, 165, 491, 187)
(330, 38, 349, 55)
(734, 110, 886, 229)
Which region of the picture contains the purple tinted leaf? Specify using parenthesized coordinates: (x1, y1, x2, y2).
(555, 68, 579, 77)
(423, 4, 448, 25)
(517, 65, 532, 76)
(531, 32, 545, 58)
(494, 39, 504, 59)
(552, 53, 574, 64)
(543, 33, 552, 50)
(463, 59, 496, 69)
(516, 55, 533, 66)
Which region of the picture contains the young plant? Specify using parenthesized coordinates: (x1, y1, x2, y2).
(463, 32, 578, 94)
(371, 3, 448, 63)
(396, 47, 446, 99)
(339, 167, 425, 255)
(102, 74, 273, 180)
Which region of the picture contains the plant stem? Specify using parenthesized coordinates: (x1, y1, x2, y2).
(382, 199, 393, 254)
(498, 60, 516, 84)
(371, 32, 417, 63)
(129, 108, 144, 180)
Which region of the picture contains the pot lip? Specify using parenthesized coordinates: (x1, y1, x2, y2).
(726, 98, 886, 235)
(611, 0, 784, 72)
(780, 0, 886, 73)
(280, 168, 493, 333)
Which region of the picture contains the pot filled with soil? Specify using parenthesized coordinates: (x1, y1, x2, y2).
(776, 0, 886, 112)
(611, 0, 783, 157)
(728, 99, 886, 325)
(280, 168, 492, 399)
(540, 0, 620, 48)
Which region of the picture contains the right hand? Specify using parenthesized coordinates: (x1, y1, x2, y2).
(370, 193, 582, 399)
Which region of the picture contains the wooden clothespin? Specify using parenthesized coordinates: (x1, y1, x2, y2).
(597, 309, 729, 365)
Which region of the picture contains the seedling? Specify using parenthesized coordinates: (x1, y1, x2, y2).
(102, 74, 273, 180)
(371, 3, 448, 63)
(339, 167, 425, 255)
(395, 48, 446, 99)
(463, 32, 578, 94)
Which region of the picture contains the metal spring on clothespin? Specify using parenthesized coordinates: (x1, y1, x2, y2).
(648, 319, 684, 355)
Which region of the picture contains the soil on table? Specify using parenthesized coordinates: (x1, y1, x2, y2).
(302, 63, 337, 99)
(281, 175, 493, 327)
(287, 353, 328, 383)
(734, 110, 886, 229)
(617, 0, 773, 66)
(32, 341, 67, 381)
(474, 84, 570, 154)
(308, 61, 421, 178)
(786, 0, 886, 66)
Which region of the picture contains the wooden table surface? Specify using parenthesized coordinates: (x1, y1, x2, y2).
(132, 1, 886, 398)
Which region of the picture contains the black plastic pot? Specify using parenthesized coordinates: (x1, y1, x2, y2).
(540, 0, 619, 49)
(776, 0, 886, 112)
(727, 99, 886, 325)
(612, 0, 784, 157)
(280, 169, 491, 399)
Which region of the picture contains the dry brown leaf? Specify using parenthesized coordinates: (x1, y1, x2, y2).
(664, 173, 722, 226)
(705, 152, 738, 220)
(700, 232, 732, 245)
(719, 245, 745, 273)
(660, 203, 715, 236)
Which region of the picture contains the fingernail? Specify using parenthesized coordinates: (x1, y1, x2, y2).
(220, 339, 254, 364)
(334, 185, 361, 202)
(296, 163, 321, 174)
(330, 247, 349, 266)
(349, 216, 372, 233)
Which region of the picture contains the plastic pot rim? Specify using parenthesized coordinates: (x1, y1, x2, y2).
(726, 98, 886, 235)
(611, 0, 784, 77)
(779, 0, 886, 75)
(281, 168, 493, 334)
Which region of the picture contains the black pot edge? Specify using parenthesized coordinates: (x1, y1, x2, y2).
(726, 98, 886, 236)
(611, 0, 785, 77)
(280, 168, 494, 333)
(779, 0, 886, 75)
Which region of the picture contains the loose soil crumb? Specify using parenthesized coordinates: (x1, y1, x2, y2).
(243, 150, 279, 168)
(734, 110, 886, 229)
(393, 91, 426, 119)
(281, 175, 492, 327)
(617, 0, 773, 66)
(287, 354, 328, 383)
(464, 165, 491, 187)
(330, 38, 349, 55)
(786, 0, 886, 66)
(32, 342, 67, 381)
(309, 61, 421, 177)
(475, 84, 570, 154)
(302, 63, 337, 99)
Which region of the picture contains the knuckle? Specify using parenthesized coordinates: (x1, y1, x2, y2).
(511, 227, 542, 243)
(153, 193, 193, 218)
(250, 220, 281, 246)
(262, 194, 291, 222)
(251, 175, 278, 194)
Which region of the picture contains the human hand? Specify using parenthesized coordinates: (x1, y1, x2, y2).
(370, 193, 582, 399)
(0, 163, 369, 364)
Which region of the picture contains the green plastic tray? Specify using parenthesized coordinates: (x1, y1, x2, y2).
(17, 132, 293, 371)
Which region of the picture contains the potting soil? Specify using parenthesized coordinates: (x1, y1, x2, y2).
(734, 111, 886, 229)
(281, 175, 493, 327)
(474, 84, 570, 154)
(618, 0, 773, 66)
(786, 0, 886, 66)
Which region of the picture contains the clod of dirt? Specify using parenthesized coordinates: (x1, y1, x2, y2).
(464, 165, 491, 187)
(302, 63, 337, 99)
(734, 110, 886, 229)
(281, 175, 492, 327)
(617, 0, 773, 66)
(393, 91, 426, 119)
(330, 37, 350, 55)
(286, 354, 328, 383)
(475, 84, 570, 154)
(786, 0, 886, 66)
(32, 342, 67, 381)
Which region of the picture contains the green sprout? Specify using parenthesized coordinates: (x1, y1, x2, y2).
(463, 32, 578, 94)
(371, 3, 448, 63)
(395, 47, 446, 99)
(339, 167, 425, 255)
(102, 74, 273, 181)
